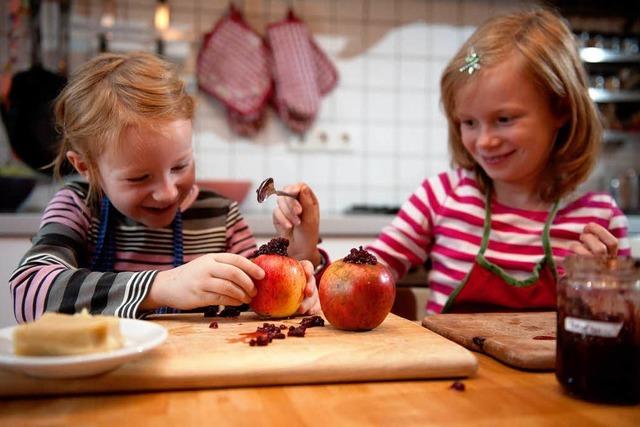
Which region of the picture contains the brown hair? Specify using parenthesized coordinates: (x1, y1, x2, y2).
(440, 8, 601, 202)
(53, 51, 195, 205)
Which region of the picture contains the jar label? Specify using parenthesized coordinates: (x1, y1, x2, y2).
(564, 317, 623, 338)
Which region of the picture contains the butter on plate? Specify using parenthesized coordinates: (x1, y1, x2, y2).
(13, 309, 124, 356)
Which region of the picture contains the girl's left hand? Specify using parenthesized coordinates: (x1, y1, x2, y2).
(296, 260, 321, 315)
(272, 183, 321, 267)
(569, 222, 619, 257)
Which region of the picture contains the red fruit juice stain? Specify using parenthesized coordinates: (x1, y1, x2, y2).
(226, 331, 261, 344)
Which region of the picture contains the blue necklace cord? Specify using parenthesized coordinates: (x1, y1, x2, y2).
(172, 209, 184, 267)
(91, 196, 112, 271)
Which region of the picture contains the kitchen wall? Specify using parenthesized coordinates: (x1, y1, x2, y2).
(2, 0, 530, 213)
(2, 0, 638, 215)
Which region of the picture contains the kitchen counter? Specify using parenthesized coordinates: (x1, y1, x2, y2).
(1, 351, 637, 425)
(0, 213, 393, 237)
(2, 213, 640, 237)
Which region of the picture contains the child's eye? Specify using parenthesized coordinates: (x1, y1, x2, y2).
(461, 119, 475, 127)
(171, 163, 188, 173)
(497, 116, 512, 124)
(127, 175, 148, 183)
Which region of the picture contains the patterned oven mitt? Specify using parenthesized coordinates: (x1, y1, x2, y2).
(267, 10, 338, 134)
(197, 5, 272, 136)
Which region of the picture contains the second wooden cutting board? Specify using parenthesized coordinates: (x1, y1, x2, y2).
(0, 313, 477, 397)
(422, 312, 556, 370)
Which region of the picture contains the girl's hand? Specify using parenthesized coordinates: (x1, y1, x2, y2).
(143, 253, 265, 310)
(272, 182, 321, 267)
(296, 260, 321, 315)
(569, 222, 619, 257)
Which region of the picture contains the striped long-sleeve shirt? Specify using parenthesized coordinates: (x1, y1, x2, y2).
(367, 169, 631, 315)
(10, 182, 257, 323)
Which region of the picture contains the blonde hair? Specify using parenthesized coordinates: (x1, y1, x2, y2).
(53, 52, 195, 206)
(440, 8, 601, 203)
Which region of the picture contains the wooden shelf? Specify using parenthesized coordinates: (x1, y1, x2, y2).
(580, 47, 640, 64)
(603, 130, 640, 143)
(589, 88, 640, 103)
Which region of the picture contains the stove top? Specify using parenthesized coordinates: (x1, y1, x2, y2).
(344, 205, 400, 215)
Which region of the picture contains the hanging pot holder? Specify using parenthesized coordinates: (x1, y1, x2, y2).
(197, 5, 272, 129)
(226, 107, 267, 137)
(311, 38, 338, 96)
(267, 10, 338, 133)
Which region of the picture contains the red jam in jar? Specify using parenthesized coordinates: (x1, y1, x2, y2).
(556, 255, 640, 404)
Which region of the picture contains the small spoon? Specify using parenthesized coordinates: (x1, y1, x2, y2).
(256, 177, 297, 203)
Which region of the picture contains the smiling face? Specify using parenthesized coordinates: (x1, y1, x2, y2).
(454, 54, 566, 200)
(95, 119, 195, 229)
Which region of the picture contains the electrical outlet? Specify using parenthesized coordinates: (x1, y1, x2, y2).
(287, 129, 353, 153)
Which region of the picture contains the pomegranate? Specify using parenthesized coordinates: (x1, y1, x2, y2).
(250, 238, 306, 318)
(319, 247, 395, 331)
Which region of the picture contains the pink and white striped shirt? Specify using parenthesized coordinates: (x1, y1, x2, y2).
(10, 182, 257, 323)
(367, 169, 631, 314)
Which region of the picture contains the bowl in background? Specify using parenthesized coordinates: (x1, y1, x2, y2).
(196, 180, 253, 204)
(0, 176, 37, 212)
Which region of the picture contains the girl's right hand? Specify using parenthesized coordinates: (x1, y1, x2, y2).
(142, 253, 265, 310)
(569, 222, 619, 257)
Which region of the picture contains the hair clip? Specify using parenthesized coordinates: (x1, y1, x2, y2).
(459, 49, 480, 75)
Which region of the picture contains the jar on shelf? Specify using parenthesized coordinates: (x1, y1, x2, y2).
(556, 255, 640, 404)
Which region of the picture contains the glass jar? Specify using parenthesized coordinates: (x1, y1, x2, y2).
(556, 255, 640, 404)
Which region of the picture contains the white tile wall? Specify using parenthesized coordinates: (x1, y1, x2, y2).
(4, 0, 635, 216)
(398, 126, 428, 156)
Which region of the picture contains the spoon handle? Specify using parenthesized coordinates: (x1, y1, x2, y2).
(275, 190, 297, 199)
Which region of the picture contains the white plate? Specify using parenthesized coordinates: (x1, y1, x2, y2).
(0, 318, 167, 379)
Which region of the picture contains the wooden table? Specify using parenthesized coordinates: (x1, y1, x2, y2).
(0, 352, 637, 426)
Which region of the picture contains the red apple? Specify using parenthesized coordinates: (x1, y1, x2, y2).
(319, 247, 396, 331)
(250, 238, 306, 318)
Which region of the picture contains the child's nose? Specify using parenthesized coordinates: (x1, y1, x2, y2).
(477, 128, 500, 148)
(152, 177, 179, 202)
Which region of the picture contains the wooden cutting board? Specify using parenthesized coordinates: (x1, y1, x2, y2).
(422, 312, 556, 371)
(0, 313, 477, 397)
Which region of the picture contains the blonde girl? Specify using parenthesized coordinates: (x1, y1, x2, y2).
(274, 9, 630, 314)
(11, 52, 319, 322)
